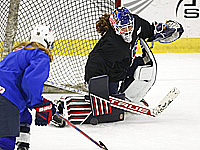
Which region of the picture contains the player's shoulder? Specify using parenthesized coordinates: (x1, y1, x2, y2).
(31, 48, 50, 61)
(132, 14, 140, 20)
(15, 46, 50, 61)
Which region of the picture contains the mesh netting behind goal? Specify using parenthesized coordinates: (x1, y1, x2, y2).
(0, 0, 115, 92)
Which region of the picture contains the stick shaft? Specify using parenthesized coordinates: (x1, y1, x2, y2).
(55, 112, 105, 149)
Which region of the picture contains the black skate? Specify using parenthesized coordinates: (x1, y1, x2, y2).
(52, 113, 66, 128)
(16, 142, 29, 150)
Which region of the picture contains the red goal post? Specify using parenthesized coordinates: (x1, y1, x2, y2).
(115, 0, 121, 8)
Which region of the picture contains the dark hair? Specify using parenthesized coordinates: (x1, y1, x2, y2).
(96, 13, 111, 36)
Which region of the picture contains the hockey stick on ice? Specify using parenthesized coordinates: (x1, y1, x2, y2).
(112, 87, 180, 117)
(55, 112, 108, 150)
(49, 77, 180, 117)
(91, 87, 180, 117)
(45, 80, 88, 95)
(151, 87, 180, 116)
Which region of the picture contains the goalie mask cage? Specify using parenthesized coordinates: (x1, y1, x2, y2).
(0, 0, 121, 93)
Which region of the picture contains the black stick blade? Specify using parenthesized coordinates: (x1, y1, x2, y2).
(99, 141, 108, 150)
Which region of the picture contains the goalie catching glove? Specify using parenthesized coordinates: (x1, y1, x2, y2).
(34, 98, 56, 126)
(148, 20, 184, 43)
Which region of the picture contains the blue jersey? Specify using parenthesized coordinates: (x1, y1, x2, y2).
(0, 46, 50, 112)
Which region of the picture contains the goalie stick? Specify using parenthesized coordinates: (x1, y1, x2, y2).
(55, 112, 108, 150)
(91, 87, 180, 117)
(45, 80, 88, 95)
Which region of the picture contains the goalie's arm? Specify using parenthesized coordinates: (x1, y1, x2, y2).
(133, 14, 155, 39)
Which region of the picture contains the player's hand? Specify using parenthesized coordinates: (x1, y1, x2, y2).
(34, 99, 56, 126)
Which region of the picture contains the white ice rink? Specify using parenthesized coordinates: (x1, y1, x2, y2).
(28, 53, 200, 150)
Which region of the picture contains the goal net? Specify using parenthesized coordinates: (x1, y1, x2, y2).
(0, 0, 115, 93)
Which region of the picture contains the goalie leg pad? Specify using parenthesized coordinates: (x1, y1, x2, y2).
(125, 64, 155, 103)
(89, 75, 112, 116)
(60, 96, 92, 125)
(134, 65, 154, 81)
(55, 75, 124, 125)
(88, 75, 109, 100)
(119, 56, 145, 93)
(121, 39, 157, 103)
(56, 94, 125, 125)
(90, 94, 112, 116)
(84, 94, 125, 125)
(84, 107, 124, 125)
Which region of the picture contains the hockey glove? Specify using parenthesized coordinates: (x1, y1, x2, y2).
(148, 20, 184, 43)
(34, 99, 56, 126)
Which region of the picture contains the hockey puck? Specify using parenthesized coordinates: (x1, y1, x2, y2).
(90, 118, 98, 125)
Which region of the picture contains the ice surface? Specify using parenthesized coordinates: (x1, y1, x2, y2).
(26, 53, 200, 150)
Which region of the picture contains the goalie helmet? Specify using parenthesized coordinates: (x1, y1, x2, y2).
(30, 25, 54, 49)
(109, 7, 134, 43)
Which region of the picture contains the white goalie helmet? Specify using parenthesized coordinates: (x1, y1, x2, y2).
(109, 7, 134, 43)
(30, 25, 54, 49)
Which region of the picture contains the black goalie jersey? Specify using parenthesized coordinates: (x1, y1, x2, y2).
(85, 14, 154, 83)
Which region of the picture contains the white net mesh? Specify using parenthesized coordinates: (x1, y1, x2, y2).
(0, 0, 115, 92)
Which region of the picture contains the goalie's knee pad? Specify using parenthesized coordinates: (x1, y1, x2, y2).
(125, 64, 156, 103)
(134, 65, 154, 81)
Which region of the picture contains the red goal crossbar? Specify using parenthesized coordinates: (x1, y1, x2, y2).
(115, 0, 121, 8)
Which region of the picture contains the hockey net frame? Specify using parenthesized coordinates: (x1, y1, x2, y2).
(0, 0, 121, 93)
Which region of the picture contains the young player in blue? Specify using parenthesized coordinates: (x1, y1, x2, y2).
(0, 25, 56, 150)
